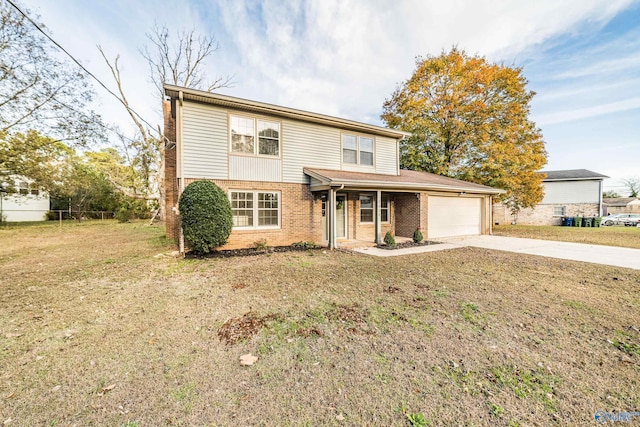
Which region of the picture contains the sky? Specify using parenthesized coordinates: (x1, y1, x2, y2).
(24, 0, 640, 194)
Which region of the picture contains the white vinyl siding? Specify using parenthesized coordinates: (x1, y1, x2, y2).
(375, 136, 398, 175)
(282, 120, 341, 183)
(181, 101, 228, 179)
(542, 181, 601, 204)
(428, 196, 482, 238)
(229, 156, 282, 182)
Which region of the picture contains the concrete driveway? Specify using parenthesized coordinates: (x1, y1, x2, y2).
(438, 235, 640, 270)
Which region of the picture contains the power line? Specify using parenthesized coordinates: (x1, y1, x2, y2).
(6, 0, 162, 138)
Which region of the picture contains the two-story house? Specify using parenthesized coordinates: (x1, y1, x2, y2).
(493, 169, 609, 225)
(163, 84, 503, 250)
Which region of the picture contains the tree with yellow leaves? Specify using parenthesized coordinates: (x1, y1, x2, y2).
(382, 48, 547, 218)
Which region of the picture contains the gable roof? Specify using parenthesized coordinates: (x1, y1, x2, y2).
(541, 169, 609, 181)
(603, 197, 640, 206)
(304, 168, 504, 194)
(164, 84, 410, 140)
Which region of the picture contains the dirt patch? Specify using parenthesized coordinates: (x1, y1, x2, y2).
(218, 312, 282, 345)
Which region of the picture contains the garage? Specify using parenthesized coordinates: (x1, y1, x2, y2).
(428, 196, 482, 238)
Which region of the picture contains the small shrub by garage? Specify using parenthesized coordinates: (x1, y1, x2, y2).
(179, 180, 233, 253)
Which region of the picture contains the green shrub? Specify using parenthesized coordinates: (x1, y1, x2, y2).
(413, 228, 423, 243)
(383, 231, 396, 246)
(115, 207, 132, 223)
(254, 238, 270, 252)
(291, 241, 319, 249)
(179, 180, 233, 253)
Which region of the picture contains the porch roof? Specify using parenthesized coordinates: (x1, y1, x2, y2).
(304, 168, 504, 195)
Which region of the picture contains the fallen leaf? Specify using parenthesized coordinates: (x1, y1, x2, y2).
(51, 385, 61, 392)
(101, 384, 116, 393)
(5, 333, 23, 338)
(240, 353, 258, 366)
(336, 414, 345, 421)
(4, 392, 15, 399)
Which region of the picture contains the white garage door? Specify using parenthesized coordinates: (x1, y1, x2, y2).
(428, 196, 482, 238)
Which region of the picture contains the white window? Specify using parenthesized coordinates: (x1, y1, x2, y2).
(342, 134, 375, 166)
(230, 191, 280, 228)
(18, 181, 29, 195)
(381, 195, 389, 223)
(553, 206, 566, 216)
(360, 195, 374, 223)
(230, 115, 280, 157)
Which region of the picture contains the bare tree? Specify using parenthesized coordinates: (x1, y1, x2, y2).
(0, 1, 103, 145)
(99, 24, 232, 219)
(621, 176, 640, 198)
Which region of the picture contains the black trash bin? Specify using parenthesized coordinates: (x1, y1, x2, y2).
(583, 217, 593, 227)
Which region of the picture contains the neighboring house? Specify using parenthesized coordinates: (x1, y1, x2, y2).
(603, 197, 640, 215)
(493, 169, 609, 226)
(163, 84, 503, 250)
(0, 179, 49, 222)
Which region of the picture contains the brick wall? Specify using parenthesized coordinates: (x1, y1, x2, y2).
(163, 100, 180, 241)
(184, 178, 321, 250)
(493, 203, 600, 226)
(394, 193, 420, 237)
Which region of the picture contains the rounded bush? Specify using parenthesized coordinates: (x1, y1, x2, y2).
(179, 180, 232, 253)
(413, 228, 423, 243)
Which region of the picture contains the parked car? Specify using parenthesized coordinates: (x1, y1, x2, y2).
(602, 214, 623, 226)
(602, 213, 640, 226)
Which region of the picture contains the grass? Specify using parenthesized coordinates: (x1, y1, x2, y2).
(493, 224, 640, 248)
(1, 220, 639, 425)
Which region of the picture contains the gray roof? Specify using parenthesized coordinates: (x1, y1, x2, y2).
(304, 168, 504, 194)
(541, 169, 609, 181)
(164, 84, 411, 140)
(603, 197, 639, 206)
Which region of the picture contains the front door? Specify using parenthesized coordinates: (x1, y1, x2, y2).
(322, 194, 347, 241)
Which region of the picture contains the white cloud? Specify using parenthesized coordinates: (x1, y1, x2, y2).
(534, 97, 640, 125)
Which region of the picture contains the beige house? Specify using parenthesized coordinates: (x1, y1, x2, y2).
(163, 84, 503, 250)
(603, 197, 640, 215)
(493, 169, 608, 226)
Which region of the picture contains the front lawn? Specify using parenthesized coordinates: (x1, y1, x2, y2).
(494, 224, 640, 249)
(1, 221, 638, 425)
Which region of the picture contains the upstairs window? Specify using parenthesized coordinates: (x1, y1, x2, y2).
(230, 115, 280, 157)
(342, 134, 374, 166)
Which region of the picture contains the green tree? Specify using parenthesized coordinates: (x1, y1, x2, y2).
(0, 130, 71, 193)
(382, 48, 547, 217)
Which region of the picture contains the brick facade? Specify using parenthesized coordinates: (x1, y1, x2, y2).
(493, 203, 600, 226)
(183, 178, 321, 250)
(394, 194, 420, 238)
(163, 100, 180, 242)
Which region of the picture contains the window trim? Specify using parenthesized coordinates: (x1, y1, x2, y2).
(380, 194, 390, 224)
(553, 206, 566, 217)
(229, 190, 281, 230)
(341, 133, 375, 167)
(229, 113, 282, 158)
(359, 194, 374, 224)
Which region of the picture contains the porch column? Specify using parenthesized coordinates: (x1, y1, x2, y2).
(329, 188, 336, 249)
(375, 190, 382, 244)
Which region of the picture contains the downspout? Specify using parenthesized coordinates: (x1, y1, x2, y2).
(329, 184, 345, 250)
(598, 179, 603, 216)
(178, 90, 185, 254)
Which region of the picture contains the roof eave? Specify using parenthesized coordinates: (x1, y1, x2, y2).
(163, 84, 411, 139)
